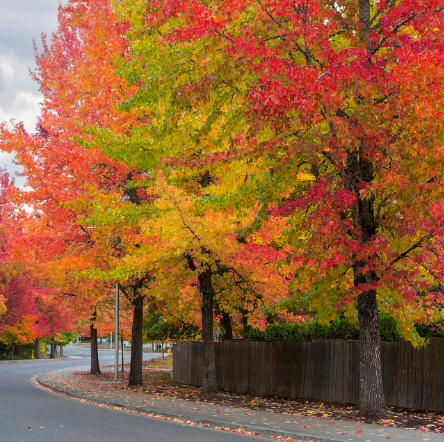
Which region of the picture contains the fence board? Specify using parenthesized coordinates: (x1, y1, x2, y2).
(347, 341, 359, 404)
(399, 338, 444, 411)
(173, 342, 189, 384)
(173, 343, 177, 382)
(309, 339, 347, 403)
(246, 341, 273, 396)
(214, 342, 224, 390)
(422, 339, 444, 411)
(223, 341, 246, 393)
(273, 340, 311, 399)
(381, 342, 398, 406)
(188, 341, 202, 386)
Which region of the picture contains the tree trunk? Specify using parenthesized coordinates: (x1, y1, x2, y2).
(35, 338, 40, 359)
(50, 338, 57, 358)
(90, 321, 101, 375)
(349, 153, 386, 415)
(128, 295, 144, 387)
(121, 335, 124, 372)
(60, 346, 63, 356)
(199, 269, 218, 396)
(357, 279, 386, 416)
(220, 311, 233, 340)
(11, 344, 14, 360)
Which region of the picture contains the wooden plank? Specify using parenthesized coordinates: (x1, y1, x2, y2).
(246, 341, 273, 396)
(309, 339, 347, 403)
(273, 340, 311, 399)
(399, 338, 444, 411)
(223, 340, 246, 393)
(423, 339, 444, 411)
(172, 343, 177, 382)
(188, 341, 202, 386)
(381, 341, 398, 406)
(347, 340, 359, 404)
(214, 342, 224, 390)
(173, 342, 189, 384)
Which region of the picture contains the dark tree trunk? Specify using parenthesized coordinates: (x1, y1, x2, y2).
(353, 197, 386, 416)
(121, 335, 124, 372)
(128, 295, 144, 387)
(220, 311, 233, 340)
(199, 269, 218, 396)
(50, 338, 57, 358)
(347, 147, 386, 416)
(357, 282, 385, 416)
(60, 346, 63, 356)
(90, 321, 101, 375)
(35, 338, 40, 359)
(11, 344, 14, 360)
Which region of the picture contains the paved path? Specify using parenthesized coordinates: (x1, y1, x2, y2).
(36, 357, 444, 442)
(0, 346, 256, 442)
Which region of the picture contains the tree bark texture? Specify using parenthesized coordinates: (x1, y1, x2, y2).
(50, 338, 57, 358)
(347, 148, 387, 416)
(357, 284, 386, 416)
(90, 320, 101, 375)
(353, 191, 386, 416)
(128, 294, 144, 387)
(220, 311, 233, 340)
(35, 338, 40, 359)
(199, 269, 218, 396)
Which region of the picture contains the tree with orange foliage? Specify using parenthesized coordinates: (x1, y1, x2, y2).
(116, 0, 444, 415)
(0, 0, 146, 375)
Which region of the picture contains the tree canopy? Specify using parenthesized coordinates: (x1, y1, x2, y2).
(1, 0, 444, 415)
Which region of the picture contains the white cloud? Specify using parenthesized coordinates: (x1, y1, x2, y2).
(0, 54, 42, 132)
(0, 0, 59, 188)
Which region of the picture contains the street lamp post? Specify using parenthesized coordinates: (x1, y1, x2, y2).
(114, 283, 119, 382)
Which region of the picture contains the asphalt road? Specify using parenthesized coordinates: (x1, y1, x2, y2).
(0, 346, 254, 442)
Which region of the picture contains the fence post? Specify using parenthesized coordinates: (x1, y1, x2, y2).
(187, 341, 190, 385)
(271, 339, 274, 396)
(397, 338, 400, 407)
(306, 339, 312, 397)
(222, 339, 224, 389)
(244, 341, 247, 393)
(346, 341, 349, 403)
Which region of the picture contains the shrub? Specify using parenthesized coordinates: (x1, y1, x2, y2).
(244, 316, 440, 342)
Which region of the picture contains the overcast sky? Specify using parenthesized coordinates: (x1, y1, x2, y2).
(0, 0, 60, 186)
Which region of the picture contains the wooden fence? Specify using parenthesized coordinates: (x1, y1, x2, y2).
(172, 338, 444, 411)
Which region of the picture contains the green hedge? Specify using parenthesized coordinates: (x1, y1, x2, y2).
(415, 323, 444, 338)
(245, 317, 444, 342)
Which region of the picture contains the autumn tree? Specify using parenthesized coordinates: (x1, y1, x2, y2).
(85, 1, 291, 395)
(113, 0, 444, 414)
(0, 0, 149, 379)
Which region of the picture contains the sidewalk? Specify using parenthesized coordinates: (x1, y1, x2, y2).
(36, 368, 444, 442)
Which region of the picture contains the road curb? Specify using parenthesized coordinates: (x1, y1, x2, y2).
(36, 374, 340, 442)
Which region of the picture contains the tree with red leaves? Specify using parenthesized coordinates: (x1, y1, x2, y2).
(115, 0, 444, 415)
